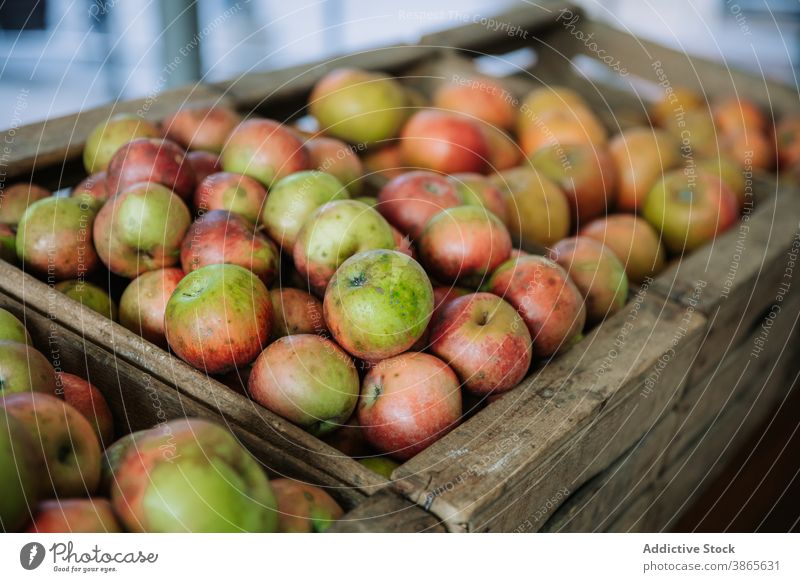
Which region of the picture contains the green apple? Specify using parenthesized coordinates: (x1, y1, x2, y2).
(0, 308, 31, 345)
(83, 114, 160, 174)
(0, 413, 41, 531)
(55, 280, 118, 320)
(0, 340, 57, 395)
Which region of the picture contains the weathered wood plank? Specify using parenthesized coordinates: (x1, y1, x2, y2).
(391, 293, 706, 532)
(327, 489, 445, 533)
(0, 260, 386, 498)
(0, 291, 366, 509)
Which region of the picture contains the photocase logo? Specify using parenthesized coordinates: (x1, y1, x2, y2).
(20, 542, 46, 570)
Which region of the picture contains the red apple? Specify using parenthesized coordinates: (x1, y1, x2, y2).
(27, 498, 122, 533)
(488, 255, 586, 358)
(0, 341, 58, 395)
(270, 478, 344, 533)
(181, 210, 279, 285)
(162, 104, 241, 153)
(358, 352, 462, 460)
(550, 237, 629, 326)
(57, 372, 114, 446)
(71, 172, 109, 211)
(186, 150, 222, 183)
(15, 196, 99, 281)
(248, 334, 360, 436)
(309, 68, 409, 145)
(221, 118, 311, 186)
(643, 169, 740, 254)
(433, 76, 515, 130)
(530, 143, 617, 224)
(713, 98, 767, 136)
(418, 205, 511, 287)
(0, 183, 50, 227)
(106, 137, 196, 199)
(305, 136, 364, 195)
(269, 288, 327, 340)
(400, 110, 488, 174)
(580, 215, 667, 284)
(430, 292, 532, 395)
(194, 172, 266, 224)
(1, 392, 101, 497)
(449, 173, 508, 224)
(377, 170, 462, 239)
(119, 268, 185, 347)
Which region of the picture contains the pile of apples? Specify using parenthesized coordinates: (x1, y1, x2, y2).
(0, 308, 343, 533)
(0, 66, 791, 470)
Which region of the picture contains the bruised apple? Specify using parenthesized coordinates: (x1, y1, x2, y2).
(417, 205, 511, 287)
(358, 352, 462, 460)
(181, 210, 279, 285)
(550, 237, 628, 326)
(400, 110, 488, 174)
(106, 138, 196, 199)
(430, 293, 532, 395)
(324, 250, 434, 361)
(248, 334, 359, 436)
(309, 68, 408, 145)
(221, 118, 310, 186)
(580, 215, 666, 284)
(643, 169, 739, 254)
(164, 264, 272, 374)
(162, 104, 241, 153)
(377, 171, 462, 239)
(270, 479, 344, 533)
(488, 255, 586, 358)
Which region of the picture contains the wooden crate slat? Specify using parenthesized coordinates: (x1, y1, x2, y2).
(327, 489, 445, 533)
(390, 294, 706, 532)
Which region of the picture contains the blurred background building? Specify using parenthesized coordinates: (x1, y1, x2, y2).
(1, 0, 798, 129)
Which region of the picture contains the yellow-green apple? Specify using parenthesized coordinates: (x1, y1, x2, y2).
(293, 200, 396, 294)
(357, 352, 462, 460)
(309, 68, 408, 145)
(0, 413, 41, 531)
(119, 268, 184, 347)
(480, 124, 522, 171)
(305, 136, 364, 195)
(111, 418, 278, 532)
(93, 182, 191, 278)
(27, 498, 122, 533)
(696, 156, 746, 207)
(518, 106, 607, 157)
(165, 264, 272, 374)
(83, 114, 160, 173)
(57, 372, 114, 446)
(194, 172, 266, 224)
(430, 292, 532, 395)
(0, 341, 57, 395)
(55, 280, 118, 320)
(106, 137, 196, 199)
(181, 210, 279, 285)
(517, 86, 587, 119)
(418, 206, 511, 287)
(16, 196, 98, 281)
(400, 110, 488, 174)
(270, 478, 343, 533)
(530, 143, 617, 224)
(261, 170, 348, 250)
(0, 183, 50, 227)
(433, 76, 515, 130)
(358, 456, 399, 479)
(1, 392, 101, 497)
(70, 172, 108, 211)
(162, 105, 241, 153)
(377, 170, 462, 239)
(247, 334, 359, 435)
(643, 169, 740, 254)
(550, 237, 628, 326)
(186, 151, 221, 183)
(0, 308, 31, 345)
(650, 86, 703, 129)
(269, 288, 327, 340)
(488, 255, 586, 358)
(221, 118, 310, 186)
(491, 167, 570, 249)
(580, 215, 666, 284)
(609, 127, 681, 212)
(324, 250, 434, 361)
(449, 173, 508, 224)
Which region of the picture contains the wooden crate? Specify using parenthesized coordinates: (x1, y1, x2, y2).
(0, 289, 365, 511)
(1, 2, 797, 531)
